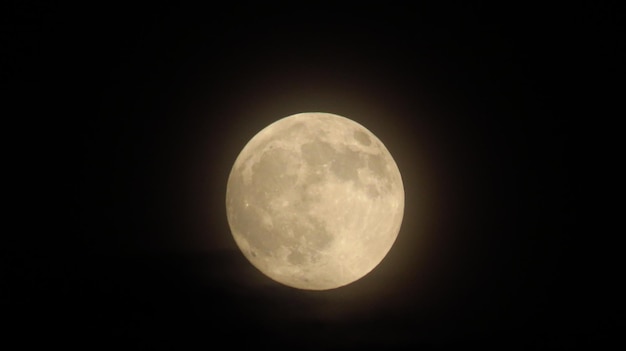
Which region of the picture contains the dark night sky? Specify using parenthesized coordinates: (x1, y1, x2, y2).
(5, 2, 620, 349)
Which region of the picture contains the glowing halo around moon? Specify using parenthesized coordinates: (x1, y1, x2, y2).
(226, 112, 404, 290)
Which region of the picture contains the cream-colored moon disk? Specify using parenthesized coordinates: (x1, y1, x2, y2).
(226, 112, 404, 290)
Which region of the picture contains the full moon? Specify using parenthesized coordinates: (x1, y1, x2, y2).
(226, 112, 404, 290)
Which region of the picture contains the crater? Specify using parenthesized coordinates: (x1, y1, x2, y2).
(237, 218, 281, 254)
(250, 148, 299, 198)
(353, 130, 371, 146)
(331, 148, 364, 181)
(366, 153, 388, 178)
(304, 217, 333, 250)
(301, 140, 336, 166)
(366, 184, 380, 198)
(283, 217, 332, 266)
(287, 250, 307, 265)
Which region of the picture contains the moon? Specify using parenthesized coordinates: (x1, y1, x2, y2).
(226, 112, 404, 290)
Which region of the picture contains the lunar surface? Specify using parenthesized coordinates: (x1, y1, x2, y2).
(226, 112, 404, 290)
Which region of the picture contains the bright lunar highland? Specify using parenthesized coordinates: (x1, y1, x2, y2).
(226, 112, 404, 290)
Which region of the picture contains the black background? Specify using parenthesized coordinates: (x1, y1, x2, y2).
(5, 2, 620, 349)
